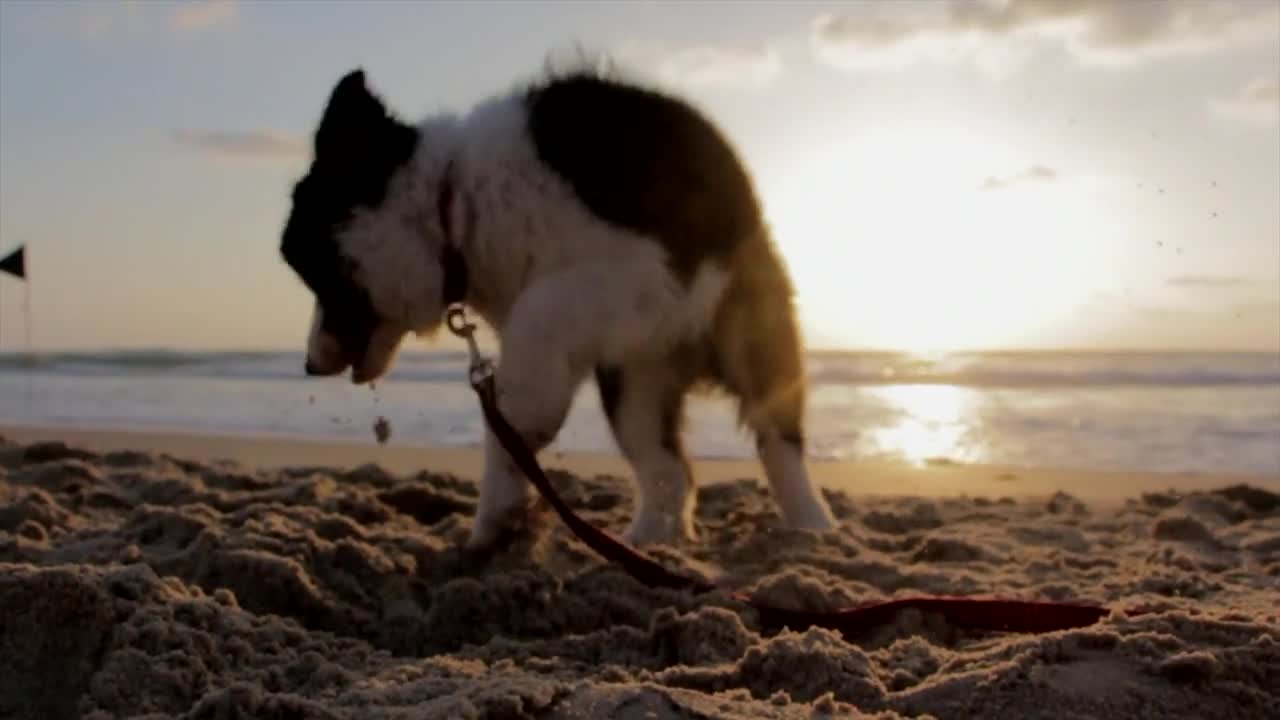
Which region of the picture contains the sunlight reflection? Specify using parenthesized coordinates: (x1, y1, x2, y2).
(865, 384, 984, 466)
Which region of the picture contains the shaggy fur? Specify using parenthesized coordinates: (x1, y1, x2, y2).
(280, 68, 836, 547)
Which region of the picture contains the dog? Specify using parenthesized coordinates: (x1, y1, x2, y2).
(280, 67, 837, 549)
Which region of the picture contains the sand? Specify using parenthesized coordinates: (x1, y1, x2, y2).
(1, 428, 1278, 719)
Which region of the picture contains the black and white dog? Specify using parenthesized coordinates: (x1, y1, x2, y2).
(280, 68, 837, 548)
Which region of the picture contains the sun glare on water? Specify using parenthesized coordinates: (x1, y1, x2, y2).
(865, 382, 985, 467)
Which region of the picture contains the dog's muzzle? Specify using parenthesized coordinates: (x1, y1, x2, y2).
(304, 357, 346, 377)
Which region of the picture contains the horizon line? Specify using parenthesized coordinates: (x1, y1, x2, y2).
(0, 345, 1277, 357)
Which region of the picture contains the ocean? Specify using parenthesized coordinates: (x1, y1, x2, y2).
(1, 350, 1277, 477)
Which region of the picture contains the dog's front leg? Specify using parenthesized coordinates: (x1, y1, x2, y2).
(466, 276, 594, 549)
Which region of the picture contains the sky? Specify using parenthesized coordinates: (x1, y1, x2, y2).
(0, 0, 1277, 354)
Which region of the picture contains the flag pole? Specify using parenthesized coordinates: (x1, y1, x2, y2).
(0, 243, 32, 410)
(23, 247, 31, 358)
(23, 248, 32, 409)
(0, 244, 29, 355)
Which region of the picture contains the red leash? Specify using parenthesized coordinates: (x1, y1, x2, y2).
(449, 308, 1114, 638)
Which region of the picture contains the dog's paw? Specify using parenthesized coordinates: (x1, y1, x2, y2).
(465, 498, 546, 551)
(623, 510, 697, 547)
(781, 499, 838, 532)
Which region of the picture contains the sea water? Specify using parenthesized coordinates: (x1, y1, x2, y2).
(1, 350, 1277, 477)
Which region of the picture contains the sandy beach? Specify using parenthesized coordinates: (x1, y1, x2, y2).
(2, 0, 1278, 718)
(2, 424, 1278, 719)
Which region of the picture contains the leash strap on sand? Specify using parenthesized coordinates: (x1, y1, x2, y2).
(447, 305, 1113, 637)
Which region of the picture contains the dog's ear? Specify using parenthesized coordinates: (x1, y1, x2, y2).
(335, 68, 367, 95)
(314, 68, 396, 167)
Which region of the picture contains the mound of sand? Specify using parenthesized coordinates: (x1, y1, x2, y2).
(1, 435, 1277, 719)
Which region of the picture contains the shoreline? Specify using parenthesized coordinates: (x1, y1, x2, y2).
(3, 422, 1274, 502)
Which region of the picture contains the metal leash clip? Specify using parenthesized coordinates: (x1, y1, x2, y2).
(445, 304, 495, 390)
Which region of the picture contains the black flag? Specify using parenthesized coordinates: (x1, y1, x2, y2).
(0, 245, 23, 280)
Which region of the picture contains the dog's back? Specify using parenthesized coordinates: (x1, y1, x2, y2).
(525, 73, 760, 282)
(525, 73, 804, 424)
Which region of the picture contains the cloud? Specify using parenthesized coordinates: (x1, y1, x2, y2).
(610, 40, 783, 90)
(811, 10, 970, 73)
(170, 0, 237, 32)
(172, 129, 304, 159)
(811, 0, 1278, 75)
(22, 0, 145, 40)
(1210, 76, 1280, 128)
(25, 0, 236, 39)
(979, 164, 1057, 191)
(1167, 275, 1252, 289)
(1228, 299, 1280, 319)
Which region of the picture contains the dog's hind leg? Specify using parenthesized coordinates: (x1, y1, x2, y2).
(751, 393, 836, 532)
(597, 359, 697, 545)
(713, 246, 837, 531)
(740, 347, 836, 531)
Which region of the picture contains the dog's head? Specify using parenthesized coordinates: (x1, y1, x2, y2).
(281, 69, 450, 384)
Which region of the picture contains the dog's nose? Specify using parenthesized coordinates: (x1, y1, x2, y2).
(304, 359, 323, 376)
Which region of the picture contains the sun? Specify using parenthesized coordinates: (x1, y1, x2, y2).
(764, 125, 1098, 353)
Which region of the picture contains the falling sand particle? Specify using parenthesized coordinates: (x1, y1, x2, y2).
(373, 416, 392, 445)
